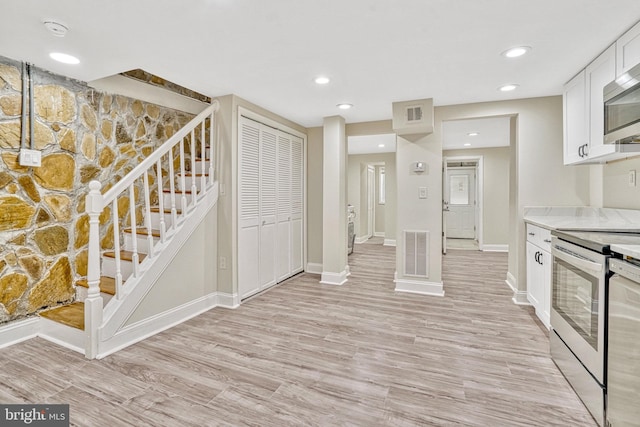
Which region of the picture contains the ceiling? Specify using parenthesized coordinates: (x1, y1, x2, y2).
(442, 117, 511, 151)
(348, 134, 396, 155)
(2, 1, 640, 128)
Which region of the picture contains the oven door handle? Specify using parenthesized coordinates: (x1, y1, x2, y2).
(552, 246, 603, 275)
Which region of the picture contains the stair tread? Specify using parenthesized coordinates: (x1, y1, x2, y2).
(123, 227, 161, 237)
(162, 188, 201, 194)
(39, 302, 84, 330)
(103, 250, 147, 262)
(150, 207, 183, 214)
(177, 172, 209, 177)
(76, 276, 116, 295)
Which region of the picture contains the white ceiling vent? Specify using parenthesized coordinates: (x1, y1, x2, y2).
(392, 98, 434, 136)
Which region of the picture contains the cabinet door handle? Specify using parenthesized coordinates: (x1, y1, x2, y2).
(534, 251, 540, 263)
(544, 239, 551, 243)
(578, 145, 583, 157)
(528, 232, 536, 236)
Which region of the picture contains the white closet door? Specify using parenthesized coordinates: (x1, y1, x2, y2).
(290, 135, 304, 273)
(238, 120, 261, 299)
(259, 126, 277, 290)
(276, 133, 292, 281)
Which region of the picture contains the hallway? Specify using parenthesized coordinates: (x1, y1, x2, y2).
(0, 243, 595, 426)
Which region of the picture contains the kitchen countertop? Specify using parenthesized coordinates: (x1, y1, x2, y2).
(611, 244, 640, 259)
(523, 206, 640, 232)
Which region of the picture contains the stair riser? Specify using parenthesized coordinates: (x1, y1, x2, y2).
(176, 175, 208, 192)
(76, 287, 113, 305)
(193, 161, 213, 174)
(149, 211, 175, 230)
(124, 233, 160, 254)
(163, 191, 196, 207)
(102, 257, 134, 280)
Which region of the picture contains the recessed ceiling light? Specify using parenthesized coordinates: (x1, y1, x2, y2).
(499, 84, 519, 92)
(337, 103, 353, 110)
(502, 46, 531, 58)
(314, 76, 330, 85)
(49, 52, 80, 64)
(464, 143, 472, 147)
(467, 132, 479, 136)
(378, 144, 385, 148)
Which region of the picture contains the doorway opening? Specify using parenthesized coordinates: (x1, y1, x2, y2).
(443, 157, 482, 252)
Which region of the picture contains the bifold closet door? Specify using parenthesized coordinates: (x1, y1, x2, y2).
(238, 120, 260, 299)
(290, 135, 304, 273)
(259, 128, 277, 290)
(276, 134, 291, 282)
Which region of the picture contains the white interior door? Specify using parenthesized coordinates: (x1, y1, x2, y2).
(446, 167, 476, 239)
(442, 161, 448, 254)
(367, 165, 375, 238)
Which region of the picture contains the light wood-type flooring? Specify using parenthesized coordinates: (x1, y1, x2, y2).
(0, 237, 597, 426)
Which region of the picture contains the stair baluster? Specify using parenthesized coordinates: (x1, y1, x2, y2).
(191, 128, 198, 205)
(143, 171, 154, 257)
(200, 120, 207, 191)
(85, 181, 104, 359)
(179, 138, 188, 214)
(128, 184, 140, 277)
(156, 159, 166, 242)
(208, 111, 214, 186)
(168, 147, 178, 227)
(112, 199, 123, 298)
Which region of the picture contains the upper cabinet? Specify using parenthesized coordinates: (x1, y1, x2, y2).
(616, 21, 640, 76)
(563, 21, 640, 165)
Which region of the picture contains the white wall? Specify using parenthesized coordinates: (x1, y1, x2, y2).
(602, 156, 640, 208)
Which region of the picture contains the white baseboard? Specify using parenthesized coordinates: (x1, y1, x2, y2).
(306, 262, 323, 275)
(345, 265, 351, 277)
(374, 232, 385, 237)
(354, 236, 368, 244)
(0, 317, 39, 350)
(39, 317, 85, 354)
(320, 270, 348, 286)
(383, 239, 396, 247)
(482, 244, 508, 252)
(96, 293, 219, 359)
(506, 272, 530, 305)
(394, 277, 445, 297)
(216, 292, 240, 309)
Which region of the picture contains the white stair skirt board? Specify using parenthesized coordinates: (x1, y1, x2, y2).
(96, 293, 220, 359)
(0, 317, 39, 350)
(383, 239, 396, 247)
(320, 270, 348, 286)
(394, 277, 445, 297)
(305, 262, 323, 275)
(482, 244, 509, 252)
(505, 272, 529, 305)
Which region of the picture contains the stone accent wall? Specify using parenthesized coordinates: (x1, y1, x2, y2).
(0, 56, 195, 324)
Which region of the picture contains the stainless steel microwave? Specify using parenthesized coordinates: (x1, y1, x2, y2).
(604, 62, 640, 144)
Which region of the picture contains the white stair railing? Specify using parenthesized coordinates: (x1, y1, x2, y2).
(84, 101, 219, 359)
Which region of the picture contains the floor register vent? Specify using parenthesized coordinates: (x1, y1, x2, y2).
(404, 230, 429, 278)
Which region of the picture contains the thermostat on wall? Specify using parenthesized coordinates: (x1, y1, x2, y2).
(413, 161, 426, 173)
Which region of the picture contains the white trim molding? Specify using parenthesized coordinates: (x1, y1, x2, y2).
(355, 236, 369, 245)
(0, 317, 39, 350)
(482, 244, 508, 252)
(374, 232, 385, 237)
(217, 292, 240, 309)
(320, 270, 348, 286)
(505, 272, 530, 305)
(383, 239, 396, 247)
(305, 262, 323, 275)
(394, 277, 445, 297)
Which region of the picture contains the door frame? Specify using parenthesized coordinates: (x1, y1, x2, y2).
(443, 155, 484, 250)
(367, 165, 375, 239)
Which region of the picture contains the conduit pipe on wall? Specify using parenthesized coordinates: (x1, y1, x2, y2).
(20, 62, 27, 149)
(28, 63, 34, 150)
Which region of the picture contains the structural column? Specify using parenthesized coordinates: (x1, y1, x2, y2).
(321, 116, 348, 285)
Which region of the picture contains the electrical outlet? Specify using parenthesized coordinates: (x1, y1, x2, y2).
(19, 149, 41, 167)
(630, 170, 636, 187)
(219, 256, 227, 269)
(419, 187, 428, 199)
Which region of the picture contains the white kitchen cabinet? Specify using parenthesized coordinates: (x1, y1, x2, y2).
(526, 223, 551, 329)
(238, 116, 305, 300)
(616, 20, 640, 76)
(563, 70, 588, 165)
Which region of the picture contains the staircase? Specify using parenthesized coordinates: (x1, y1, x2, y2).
(38, 102, 220, 359)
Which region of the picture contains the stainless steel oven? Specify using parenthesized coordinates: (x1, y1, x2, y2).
(551, 234, 607, 426)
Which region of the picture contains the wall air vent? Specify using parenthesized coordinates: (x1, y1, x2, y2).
(392, 98, 434, 136)
(404, 230, 429, 277)
(406, 106, 423, 122)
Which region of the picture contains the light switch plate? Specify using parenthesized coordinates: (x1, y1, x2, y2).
(19, 148, 42, 167)
(419, 187, 428, 199)
(629, 170, 636, 187)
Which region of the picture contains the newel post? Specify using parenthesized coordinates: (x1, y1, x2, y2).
(85, 180, 104, 359)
